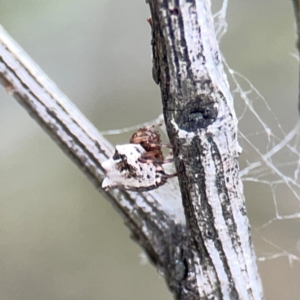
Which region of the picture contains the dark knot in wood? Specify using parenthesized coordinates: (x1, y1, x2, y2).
(177, 96, 218, 132)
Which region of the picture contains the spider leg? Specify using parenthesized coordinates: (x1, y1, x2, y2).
(162, 157, 174, 163)
(138, 156, 174, 165)
(165, 172, 178, 178)
(147, 143, 171, 148)
(165, 168, 184, 178)
(145, 142, 161, 148)
(131, 136, 148, 144)
(138, 157, 152, 164)
(138, 150, 163, 164)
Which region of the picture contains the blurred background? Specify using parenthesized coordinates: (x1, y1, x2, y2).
(0, 0, 299, 299)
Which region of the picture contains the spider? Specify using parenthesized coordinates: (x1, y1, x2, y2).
(102, 125, 176, 191)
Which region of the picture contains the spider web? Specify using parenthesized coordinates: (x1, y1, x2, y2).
(213, 0, 300, 269)
(102, 0, 300, 297)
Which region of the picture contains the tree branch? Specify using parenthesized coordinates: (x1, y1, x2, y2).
(0, 0, 264, 297)
(147, 0, 263, 299)
(0, 24, 187, 298)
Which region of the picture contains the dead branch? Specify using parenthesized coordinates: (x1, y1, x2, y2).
(0, 0, 264, 297)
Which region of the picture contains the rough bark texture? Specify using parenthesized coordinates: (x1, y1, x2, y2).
(0, 26, 186, 295)
(0, 0, 264, 298)
(147, 0, 264, 299)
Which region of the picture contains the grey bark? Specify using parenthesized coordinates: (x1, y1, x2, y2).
(0, 0, 263, 299)
(148, 0, 263, 298)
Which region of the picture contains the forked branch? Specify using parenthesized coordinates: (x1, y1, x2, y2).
(0, 0, 264, 298)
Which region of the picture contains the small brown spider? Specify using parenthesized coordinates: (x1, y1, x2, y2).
(102, 124, 176, 191)
(129, 124, 172, 163)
